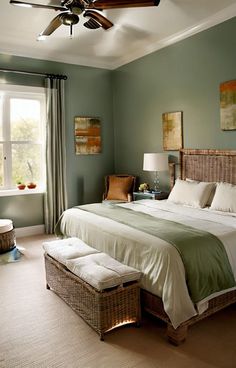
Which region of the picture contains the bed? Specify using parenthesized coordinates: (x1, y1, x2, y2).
(55, 149, 236, 344)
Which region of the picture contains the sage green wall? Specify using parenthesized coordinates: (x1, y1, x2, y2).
(112, 18, 236, 190)
(0, 194, 44, 227)
(1, 17, 236, 228)
(0, 55, 114, 227)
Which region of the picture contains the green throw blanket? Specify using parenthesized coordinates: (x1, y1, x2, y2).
(71, 203, 235, 303)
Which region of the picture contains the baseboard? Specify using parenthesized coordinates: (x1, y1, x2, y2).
(15, 224, 45, 238)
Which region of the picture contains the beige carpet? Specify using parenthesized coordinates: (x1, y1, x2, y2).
(0, 234, 236, 368)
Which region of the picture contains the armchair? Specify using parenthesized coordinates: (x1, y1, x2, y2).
(103, 174, 136, 202)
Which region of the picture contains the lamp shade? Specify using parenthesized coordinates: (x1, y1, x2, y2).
(143, 153, 168, 172)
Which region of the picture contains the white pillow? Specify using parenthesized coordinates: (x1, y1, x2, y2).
(168, 178, 215, 208)
(210, 182, 236, 213)
(186, 178, 216, 206)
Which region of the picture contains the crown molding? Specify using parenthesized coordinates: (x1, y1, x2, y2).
(110, 3, 236, 70)
(0, 48, 112, 70)
(1, 4, 235, 71)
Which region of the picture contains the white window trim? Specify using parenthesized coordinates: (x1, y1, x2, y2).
(0, 187, 45, 197)
(0, 84, 46, 193)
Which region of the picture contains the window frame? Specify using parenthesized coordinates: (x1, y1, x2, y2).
(0, 84, 46, 195)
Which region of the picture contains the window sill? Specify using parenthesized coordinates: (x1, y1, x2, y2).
(0, 188, 45, 197)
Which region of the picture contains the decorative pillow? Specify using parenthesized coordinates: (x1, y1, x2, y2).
(106, 176, 134, 201)
(186, 178, 216, 206)
(210, 182, 236, 213)
(167, 178, 215, 208)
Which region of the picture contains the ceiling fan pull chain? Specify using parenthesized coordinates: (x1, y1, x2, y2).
(70, 24, 73, 39)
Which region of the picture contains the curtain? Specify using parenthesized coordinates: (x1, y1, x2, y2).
(44, 77, 68, 234)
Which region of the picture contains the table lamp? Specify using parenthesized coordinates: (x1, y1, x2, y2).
(143, 153, 168, 193)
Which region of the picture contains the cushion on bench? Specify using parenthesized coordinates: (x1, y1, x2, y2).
(43, 237, 99, 265)
(66, 252, 142, 291)
(0, 219, 13, 233)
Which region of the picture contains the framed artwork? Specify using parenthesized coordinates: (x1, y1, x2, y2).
(220, 80, 236, 130)
(74, 116, 101, 155)
(162, 111, 183, 151)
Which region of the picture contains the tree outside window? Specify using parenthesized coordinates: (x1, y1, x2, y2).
(0, 86, 46, 190)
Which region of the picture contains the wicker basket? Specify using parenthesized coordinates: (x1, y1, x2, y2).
(44, 254, 141, 340)
(0, 228, 15, 254)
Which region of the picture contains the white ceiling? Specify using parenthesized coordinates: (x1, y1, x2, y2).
(0, 0, 236, 70)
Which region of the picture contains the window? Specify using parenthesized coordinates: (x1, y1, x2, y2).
(0, 85, 46, 192)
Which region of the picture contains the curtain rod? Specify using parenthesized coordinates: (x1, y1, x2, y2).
(0, 67, 67, 80)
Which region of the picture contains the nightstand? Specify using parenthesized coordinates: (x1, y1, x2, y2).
(133, 191, 169, 201)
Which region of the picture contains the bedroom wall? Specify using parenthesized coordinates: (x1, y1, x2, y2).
(1, 17, 235, 229)
(112, 17, 236, 190)
(0, 55, 114, 228)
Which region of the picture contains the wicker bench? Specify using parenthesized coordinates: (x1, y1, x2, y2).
(0, 219, 15, 254)
(43, 238, 141, 340)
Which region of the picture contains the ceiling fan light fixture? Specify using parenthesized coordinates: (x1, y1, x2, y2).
(37, 34, 47, 41)
(71, 6, 83, 15)
(61, 13, 79, 26)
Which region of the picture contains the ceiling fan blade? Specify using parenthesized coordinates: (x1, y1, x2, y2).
(83, 10, 113, 30)
(39, 14, 64, 36)
(10, 0, 66, 11)
(83, 18, 101, 30)
(87, 0, 160, 10)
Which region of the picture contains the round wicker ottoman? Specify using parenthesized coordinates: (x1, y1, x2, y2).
(0, 219, 15, 254)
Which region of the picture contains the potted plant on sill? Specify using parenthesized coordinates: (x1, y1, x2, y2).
(17, 181, 26, 190)
(27, 182, 37, 189)
(27, 160, 37, 189)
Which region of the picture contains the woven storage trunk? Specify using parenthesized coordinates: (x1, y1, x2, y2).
(44, 254, 141, 340)
(0, 226, 15, 254)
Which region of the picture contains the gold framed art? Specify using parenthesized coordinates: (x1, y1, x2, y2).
(220, 80, 236, 130)
(162, 111, 183, 151)
(74, 116, 101, 155)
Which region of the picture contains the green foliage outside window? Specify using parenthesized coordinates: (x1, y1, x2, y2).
(11, 118, 42, 184)
(0, 94, 44, 189)
(12, 144, 41, 184)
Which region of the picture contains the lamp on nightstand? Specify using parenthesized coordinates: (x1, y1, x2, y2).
(143, 153, 168, 193)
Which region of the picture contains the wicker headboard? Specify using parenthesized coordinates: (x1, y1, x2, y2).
(180, 149, 236, 185)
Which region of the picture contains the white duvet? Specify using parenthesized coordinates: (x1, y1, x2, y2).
(58, 200, 236, 328)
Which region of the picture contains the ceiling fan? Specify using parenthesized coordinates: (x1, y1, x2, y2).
(9, 0, 161, 39)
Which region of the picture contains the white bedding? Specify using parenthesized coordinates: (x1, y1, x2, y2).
(58, 199, 236, 328)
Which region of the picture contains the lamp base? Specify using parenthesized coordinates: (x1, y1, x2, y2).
(153, 171, 160, 193)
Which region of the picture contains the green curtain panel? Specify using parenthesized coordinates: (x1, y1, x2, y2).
(44, 77, 68, 234)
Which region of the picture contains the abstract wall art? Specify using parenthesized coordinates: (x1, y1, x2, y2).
(75, 117, 101, 154)
(162, 111, 183, 151)
(220, 80, 236, 130)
